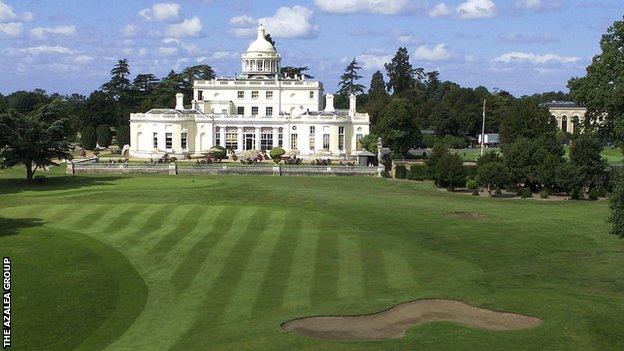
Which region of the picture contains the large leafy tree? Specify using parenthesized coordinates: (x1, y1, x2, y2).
(569, 17, 624, 147)
(368, 71, 388, 100)
(569, 132, 607, 186)
(385, 47, 418, 94)
(610, 169, 624, 238)
(338, 58, 365, 96)
(0, 101, 72, 181)
(500, 98, 558, 146)
(101, 59, 131, 100)
(374, 98, 421, 155)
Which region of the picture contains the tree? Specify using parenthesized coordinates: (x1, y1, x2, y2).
(555, 162, 584, 194)
(101, 59, 131, 100)
(0, 104, 72, 181)
(425, 143, 449, 180)
(182, 65, 216, 82)
(478, 162, 509, 194)
(435, 153, 466, 190)
(476, 149, 503, 168)
(132, 74, 160, 93)
(96, 124, 112, 148)
(500, 98, 558, 146)
(338, 58, 365, 96)
(265, 33, 276, 48)
(609, 169, 624, 238)
(360, 134, 379, 154)
(569, 132, 607, 186)
(280, 66, 313, 79)
(374, 98, 421, 155)
(368, 71, 388, 100)
(116, 124, 130, 148)
(385, 47, 417, 94)
(569, 17, 624, 148)
(270, 147, 285, 163)
(81, 126, 97, 150)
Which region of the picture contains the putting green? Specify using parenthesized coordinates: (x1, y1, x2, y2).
(1, 170, 624, 350)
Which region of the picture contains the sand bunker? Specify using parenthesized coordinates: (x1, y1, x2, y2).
(281, 299, 542, 340)
(444, 211, 486, 220)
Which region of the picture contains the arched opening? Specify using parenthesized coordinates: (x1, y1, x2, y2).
(135, 132, 142, 151)
(200, 133, 206, 151)
(561, 116, 568, 133)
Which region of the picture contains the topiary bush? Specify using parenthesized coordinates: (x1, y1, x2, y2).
(211, 145, 227, 161)
(116, 124, 130, 147)
(466, 177, 479, 190)
(270, 147, 285, 164)
(395, 165, 407, 179)
(521, 188, 533, 199)
(540, 189, 549, 199)
(81, 126, 97, 150)
(407, 165, 428, 181)
(588, 188, 599, 200)
(570, 188, 581, 200)
(96, 124, 112, 148)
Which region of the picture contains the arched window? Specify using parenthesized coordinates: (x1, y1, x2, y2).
(561, 116, 568, 133)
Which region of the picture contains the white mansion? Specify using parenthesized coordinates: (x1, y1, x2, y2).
(129, 24, 370, 159)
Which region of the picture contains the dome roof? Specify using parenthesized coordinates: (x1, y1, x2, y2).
(246, 24, 276, 53)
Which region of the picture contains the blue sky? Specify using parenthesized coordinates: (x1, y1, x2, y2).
(0, 0, 622, 97)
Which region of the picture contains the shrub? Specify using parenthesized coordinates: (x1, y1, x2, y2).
(211, 145, 227, 160)
(494, 188, 502, 195)
(96, 124, 112, 148)
(33, 175, 46, 184)
(540, 190, 549, 199)
(422, 134, 436, 148)
(466, 177, 479, 190)
(597, 186, 607, 198)
(478, 162, 510, 193)
(521, 188, 533, 199)
(407, 165, 428, 181)
(270, 147, 285, 163)
(81, 127, 97, 150)
(610, 169, 624, 238)
(472, 190, 480, 196)
(588, 188, 599, 201)
(570, 188, 581, 200)
(425, 143, 449, 181)
(395, 165, 407, 179)
(464, 165, 478, 179)
(476, 150, 503, 168)
(555, 162, 584, 193)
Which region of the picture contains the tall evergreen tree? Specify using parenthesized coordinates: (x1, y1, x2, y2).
(265, 33, 276, 48)
(101, 59, 131, 100)
(368, 71, 388, 99)
(338, 58, 365, 96)
(385, 47, 417, 94)
(280, 66, 313, 79)
(132, 74, 160, 93)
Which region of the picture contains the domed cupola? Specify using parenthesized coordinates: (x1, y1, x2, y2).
(241, 23, 281, 78)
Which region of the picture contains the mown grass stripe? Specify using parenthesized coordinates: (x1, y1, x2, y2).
(361, 238, 390, 298)
(148, 205, 204, 259)
(103, 205, 149, 240)
(252, 217, 301, 316)
(282, 224, 320, 310)
(310, 222, 339, 305)
(80, 204, 130, 234)
(171, 206, 241, 293)
(337, 234, 364, 300)
(222, 210, 287, 321)
(121, 205, 171, 248)
(67, 204, 108, 230)
(383, 250, 416, 291)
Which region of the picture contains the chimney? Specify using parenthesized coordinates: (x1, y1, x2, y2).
(324, 94, 335, 113)
(175, 93, 184, 110)
(349, 93, 357, 116)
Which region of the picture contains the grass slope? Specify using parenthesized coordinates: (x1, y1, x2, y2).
(1, 167, 624, 350)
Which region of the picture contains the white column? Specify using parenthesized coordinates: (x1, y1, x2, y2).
(237, 127, 243, 152)
(255, 127, 261, 150)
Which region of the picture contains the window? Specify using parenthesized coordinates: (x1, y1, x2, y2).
(260, 127, 273, 151)
(237, 106, 244, 115)
(323, 133, 330, 150)
(338, 126, 345, 151)
(356, 134, 363, 151)
(257, 61, 263, 70)
(561, 116, 568, 132)
(309, 91, 314, 99)
(237, 91, 244, 99)
(266, 91, 273, 99)
(266, 107, 273, 116)
(225, 127, 238, 151)
(181, 133, 187, 149)
(278, 127, 283, 147)
(153, 132, 158, 149)
(165, 133, 172, 149)
(221, 109, 227, 115)
(309, 126, 315, 151)
(251, 106, 258, 116)
(197, 90, 203, 100)
(291, 134, 298, 149)
(251, 91, 259, 99)
(215, 127, 221, 146)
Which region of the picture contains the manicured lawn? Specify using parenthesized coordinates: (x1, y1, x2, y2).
(2, 167, 624, 350)
(451, 146, 623, 164)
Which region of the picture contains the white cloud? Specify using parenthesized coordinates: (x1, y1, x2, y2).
(211, 51, 239, 60)
(0, 0, 16, 22)
(314, 0, 409, 15)
(494, 52, 580, 65)
(396, 35, 420, 44)
(30, 25, 76, 39)
(22, 12, 34, 22)
(73, 54, 94, 64)
(159, 46, 179, 56)
(139, 2, 180, 21)
(229, 15, 255, 27)
(0, 22, 21, 36)
(429, 3, 451, 17)
(230, 6, 319, 39)
(456, 0, 496, 19)
(512, 0, 561, 11)
(356, 53, 392, 70)
(165, 16, 202, 38)
(5, 45, 74, 56)
(122, 24, 140, 37)
(414, 44, 450, 61)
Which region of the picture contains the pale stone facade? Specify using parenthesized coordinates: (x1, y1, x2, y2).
(545, 102, 587, 134)
(130, 24, 370, 159)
